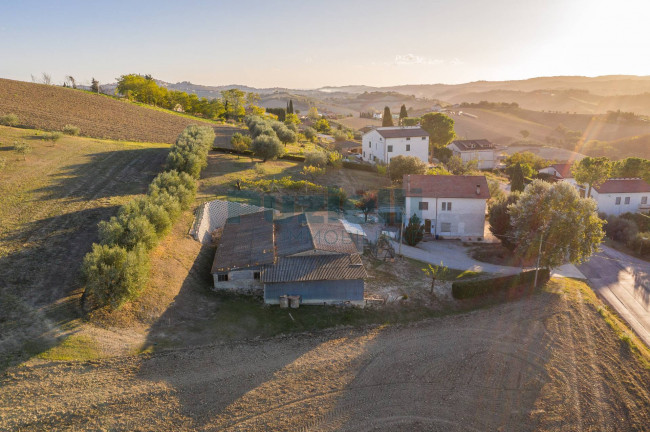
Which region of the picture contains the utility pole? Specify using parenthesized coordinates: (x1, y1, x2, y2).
(534, 232, 544, 287)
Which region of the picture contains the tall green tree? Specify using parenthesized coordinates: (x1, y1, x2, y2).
(221, 88, 247, 120)
(509, 180, 604, 270)
(404, 213, 424, 246)
(399, 104, 408, 124)
(382, 106, 394, 127)
(251, 134, 283, 162)
(612, 157, 650, 181)
(355, 191, 377, 222)
(389, 155, 427, 182)
(509, 163, 526, 192)
(572, 156, 612, 198)
(288, 99, 294, 114)
(90, 78, 99, 93)
(488, 192, 521, 251)
(420, 112, 456, 153)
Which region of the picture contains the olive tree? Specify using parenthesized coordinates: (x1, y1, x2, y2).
(388, 155, 427, 182)
(509, 180, 604, 272)
(251, 134, 283, 162)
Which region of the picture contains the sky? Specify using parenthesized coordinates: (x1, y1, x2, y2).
(1, 0, 649, 89)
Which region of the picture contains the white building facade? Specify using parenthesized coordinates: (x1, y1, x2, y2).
(447, 139, 497, 170)
(403, 174, 490, 241)
(589, 179, 650, 215)
(361, 127, 429, 165)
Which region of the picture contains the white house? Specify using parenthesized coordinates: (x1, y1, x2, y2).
(361, 126, 429, 165)
(447, 139, 497, 170)
(403, 174, 490, 241)
(538, 163, 578, 187)
(590, 178, 650, 216)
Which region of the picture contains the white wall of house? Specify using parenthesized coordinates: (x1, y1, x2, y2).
(213, 268, 263, 293)
(361, 130, 429, 164)
(448, 145, 496, 169)
(591, 191, 650, 216)
(404, 196, 487, 239)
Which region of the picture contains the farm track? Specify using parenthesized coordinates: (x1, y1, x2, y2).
(1, 290, 648, 431)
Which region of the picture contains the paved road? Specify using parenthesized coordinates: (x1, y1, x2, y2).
(579, 245, 650, 347)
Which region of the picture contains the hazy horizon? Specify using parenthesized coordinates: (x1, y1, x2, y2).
(2, 0, 649, 89)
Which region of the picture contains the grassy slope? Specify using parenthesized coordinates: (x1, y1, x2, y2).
(0, 125, 170, 368)
(0, 78, 234, 144)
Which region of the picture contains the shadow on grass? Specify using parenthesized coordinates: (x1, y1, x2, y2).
(31, 147, 167, 202)
(0, 207, 120, 372)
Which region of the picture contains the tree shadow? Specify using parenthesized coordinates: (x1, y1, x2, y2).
(30, 147, 167, 202)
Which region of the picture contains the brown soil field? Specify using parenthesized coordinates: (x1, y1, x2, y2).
(0, 79, 237, 144)
(1, 279, 649, 431)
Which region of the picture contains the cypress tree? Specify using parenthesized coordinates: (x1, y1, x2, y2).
(382, 106, 394, 127)
(288, 99, 294, 114)
(510, 163, 525, 192)
(399, 104, 408, 124)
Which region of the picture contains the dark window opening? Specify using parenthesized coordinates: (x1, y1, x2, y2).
(254, 271, 261, 280)
(217, 273, 229, 282)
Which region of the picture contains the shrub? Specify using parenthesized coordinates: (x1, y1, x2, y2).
(13, 141, 32, 160)
(389, 155, 427, 182)
(304, 150, 328, 167)
(149, 170, 197, 210)
(605, 216, 638, 243)
(45, 131, 64, 144)
(303, 127, 317, 141)
(119, 196, 173, 236)
(628, 232, 650, 256)
(98, 214, 159, 250)
(166, 149, 206, 178)
(314, 118, 330, 133)
(0, 113, 19, 127)
(376, 165, 387, 176)
(328, 186, 348, 210)
(620, 212, 650, 232)
(275, 126, 297, 144)
(82, 243, 150, 309)
(404, 213, 424, 246)
(333, 130, 348, 142)
(451, 269, 550, 299)
(327, 150, 343, 169)
(231, 132, 251, 152)
(251, 134, 284, 162)
(63, 124, 80, 136)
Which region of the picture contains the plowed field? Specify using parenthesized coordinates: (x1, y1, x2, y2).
(0, 79, 233, 144)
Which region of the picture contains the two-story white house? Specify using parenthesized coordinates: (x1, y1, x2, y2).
(590, 178, 650, 215)
(403, 174, 490, 241)
(361, 126, 429, 165)
(447, 139, 497, 169)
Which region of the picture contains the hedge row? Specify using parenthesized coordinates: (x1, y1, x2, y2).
(81, 125, 214, 310)
(342, 161, 377, 172)
(451, 269, 550, 300)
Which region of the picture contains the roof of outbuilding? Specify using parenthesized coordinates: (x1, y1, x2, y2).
(211, 210, 275, 272)
(404, 174, 490, 199)
(594, 178, 650, 194)
(542, 163, 573, 178)
(449, 139, 495, 151)
(374, 127, 429, 139)
(262, 253, 366, 283)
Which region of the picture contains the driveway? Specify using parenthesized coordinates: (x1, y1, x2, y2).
(579, 245, 650, 347)
(390, 239, 522, 275)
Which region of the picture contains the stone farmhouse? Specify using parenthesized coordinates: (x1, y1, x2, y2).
(211, 211, 366, 305)
(403, 174, 490, 241)
(361, 126, 429, 165)
(447, 139, 497, 170)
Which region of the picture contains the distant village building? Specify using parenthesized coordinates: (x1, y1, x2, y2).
(403, 174, 490, 241)
(538, 163, 578, 187)
(447, 139, 497, 170)
(361, 126, 430, 165)
(211, 211, 366, 305)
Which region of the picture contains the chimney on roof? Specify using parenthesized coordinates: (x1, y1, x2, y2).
(476, 184, 481, 195)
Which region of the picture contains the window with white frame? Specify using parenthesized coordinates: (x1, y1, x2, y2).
(624, 197, 630, 204)
(441, 202, 452, 211)
(615, 197, 621, 205)
(419, 201, 428, 210)
(387, 145, 393, 152)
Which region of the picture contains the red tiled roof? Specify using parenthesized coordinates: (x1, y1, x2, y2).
(547, 163, 573, 178)
(594, 178, 650, 194)
(403, 175, 490, 199)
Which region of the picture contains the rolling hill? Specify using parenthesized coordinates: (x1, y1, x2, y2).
(0, 79, 223, 143)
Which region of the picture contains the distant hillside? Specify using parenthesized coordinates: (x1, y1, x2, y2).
(0, 79, 222, 143)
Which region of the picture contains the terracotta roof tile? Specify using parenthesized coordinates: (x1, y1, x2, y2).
(404, 174, 490, 199)
(594, 178, 650, 194)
